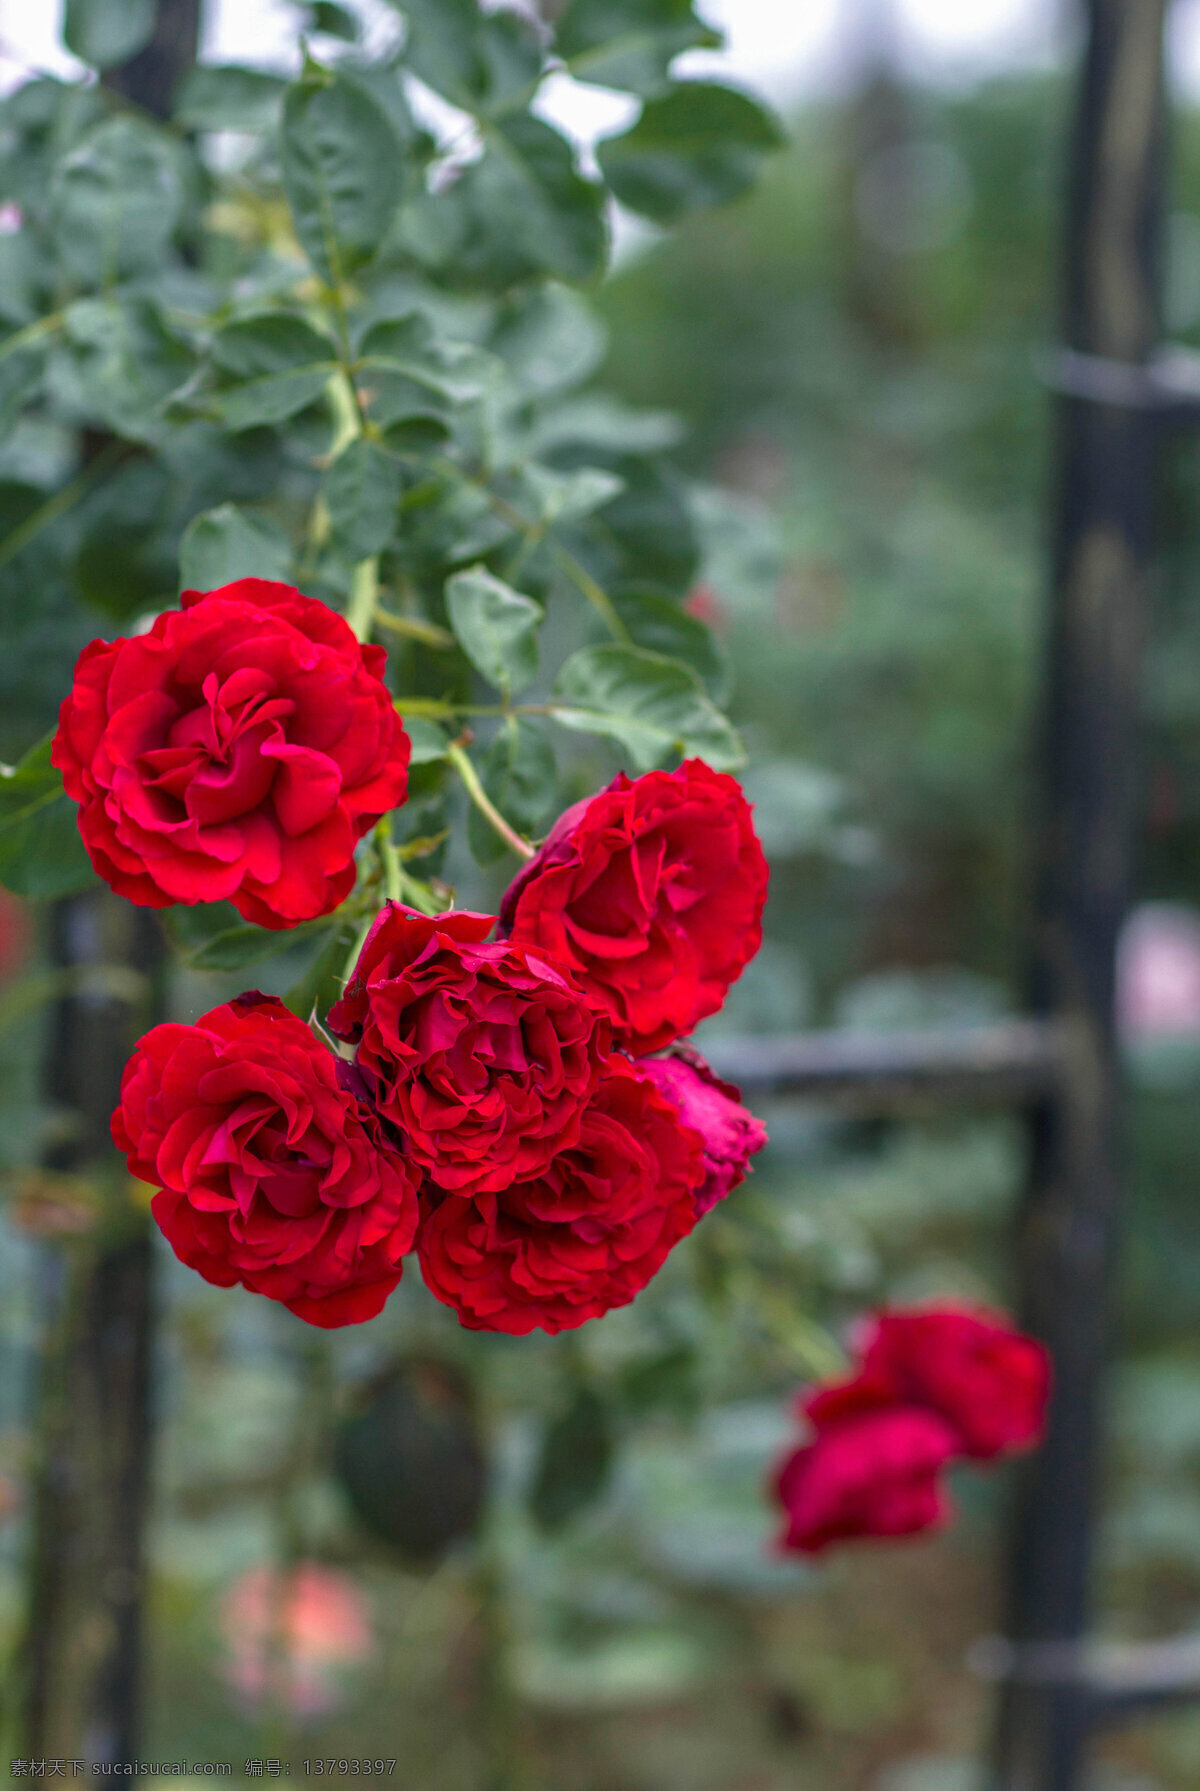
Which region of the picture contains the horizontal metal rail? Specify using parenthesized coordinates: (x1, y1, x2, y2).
(703, 1019, 1065, 1111)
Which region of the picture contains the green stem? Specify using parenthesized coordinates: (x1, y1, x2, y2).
(394, 697, 554, 720)
(345, 556, 379, 644)
(373, 608, 456, 650)
(0, 311, 62, 368)
(447, 742, 535, 861)
(375, 818, 402, 904)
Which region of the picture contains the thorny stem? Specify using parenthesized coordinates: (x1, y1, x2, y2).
(447, 743, 535, 862)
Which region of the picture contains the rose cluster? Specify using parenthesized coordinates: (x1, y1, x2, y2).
(84, 585, 771, 1331)
(773, 1305, 1051, 1554)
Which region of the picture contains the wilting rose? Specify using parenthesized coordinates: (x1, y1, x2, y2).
(808, 1305, 1051, 1463)
(417, 1059, 703, 1334)
(498, 759, 768, 1054)
(637, 1046, 767, 1215)
(219, 1563, 374, 1718)
(328, 905, 611, 1197)
(53, 578, 410, 928)
(775, 1405, 960, 1554)
(112, 994, 420, 1327)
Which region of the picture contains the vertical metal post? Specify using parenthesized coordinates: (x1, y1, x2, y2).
(992, 2, 1169, 1787)
(20, 0, 200, 1763)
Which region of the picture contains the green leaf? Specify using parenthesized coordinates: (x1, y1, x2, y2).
(56, 297, 191, 442)
(427, 116, 608, 289)
(404, 717, 451, 765)
(529, 1388, 615, 1533)
(0, 348, 43, 449)
(0, 735, 95, 900)
(552, 643, 744, 771)
(282, 70, 405, 285)
(51, 116, 185, 284)
(467, 718, 556, 865)
(173, 65, 288, 132)
(556, 0, 721, 99)
(324, 438, 403, 560)
(358, 314, 496, 433)
(592, 454, 698, 593)
(596, 82, 783, 224)
(64, 0, 156, 69)
(617, 1344, 701, 1418)
(182, 917, 330, 972)
(394, 0, 542, 116)
(309, 1, 360, 41)
(446, 565, 542, 695)
(73, 459, 174, 620)
(178, 504, 293, 596)
(282, 920, 360, 1022)
(210, 312, 336, 430)
(489, 284, 608, 396)
(608, 585, 729, 700)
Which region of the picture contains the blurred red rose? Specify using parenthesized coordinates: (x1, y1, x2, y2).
(638, 1046, 767, 1215)
(53, 578, 410, 929)
(220, 1563, 374, 1718)
(808, 1305, 1051, 1463)
(775, 1405, 959, 1554)
(498, 759, 768, 1054)
(112, 993, 420, 1327)
(417, 1058, 703, 1334)
(328, 904, 611, 1197)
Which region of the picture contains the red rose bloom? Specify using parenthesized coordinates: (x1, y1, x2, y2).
(417, 1058, 704, 1334)
(806, 1306, 1051, 1462)
(52, 579, 410, 928)
(497, 759, 768, 1054)
(327, 905, 611, 1197)
(775, 1406, 959, 1554)
(112, 994, 420, 1328)
(638, 1046, 767, 1215)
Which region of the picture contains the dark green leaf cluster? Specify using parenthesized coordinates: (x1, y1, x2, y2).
(0, 0, 780, 961)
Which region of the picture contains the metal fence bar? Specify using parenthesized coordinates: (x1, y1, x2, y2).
(991, 2, 1169, 1787)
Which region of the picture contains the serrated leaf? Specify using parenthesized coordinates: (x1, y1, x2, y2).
(468, 718, 556, 865)
(283, 920, 360, 1022)
(489, 284, 608, 396)
(282, 70, 405, 285)
(552, 643, 744, 771)
(64, 0, 156, 69)
(523, 464, 624, 525)
(209, 311, 336, 429)
(529, 1388, 615, 1533)
(446, 565, 542, 695)
(557, 0, 721, 98)
(0, 735, 96, 900)
(173, 65, 288, 132)
(179, 504, 292, 596)
(324, 438, 403, 560)
(597, 81, 783, 224)
(358, 314, 495, 430)
(51, 116, 185, 285)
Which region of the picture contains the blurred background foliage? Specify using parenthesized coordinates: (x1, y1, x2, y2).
(3, 3, 1200, 1785)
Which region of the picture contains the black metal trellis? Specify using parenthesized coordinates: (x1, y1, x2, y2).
(719, 5, 1200, 1783)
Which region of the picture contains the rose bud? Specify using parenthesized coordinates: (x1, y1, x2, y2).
(53, 579, 411, 928)
(112, 994, 420, 1328)
(805, 1305, 1051, 1464)
(775, 1405, 960, 1555)
(637, 1047, 767, 1215)
(327, 905, 611, 1198)
(497, 759, 768, 1055)
(417, 1058, 703, 1334)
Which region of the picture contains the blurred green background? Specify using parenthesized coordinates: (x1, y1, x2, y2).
(4, 18, 1200, 1790)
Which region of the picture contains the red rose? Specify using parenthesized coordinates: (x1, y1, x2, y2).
(417, 1058, 703, 1334)
(497, 759, 768, 1054)
(806, 1306, 1051, 1462)
(52, 578, 410, 928)
(638, 1046, 767, 1215)
(112, 993, 420, 1328)
(327, 905, 611, 1197)
(775, 1406, 959, 1554)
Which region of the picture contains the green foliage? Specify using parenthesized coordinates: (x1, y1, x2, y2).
(446, 565, 542, 695)
(599, 83, 785, 224)
(63, 0, 156, 70)
(0, 735, 94, 898)
(529, 1385, 616, 1532)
